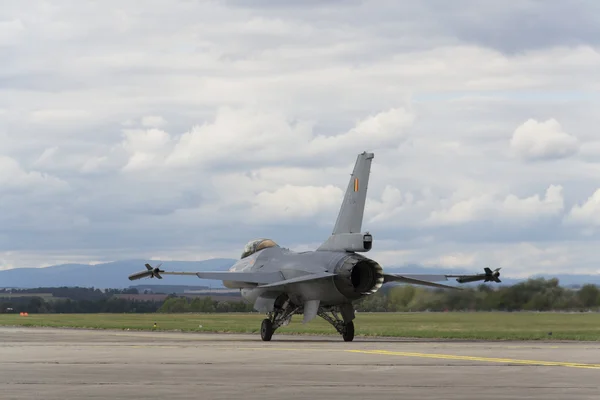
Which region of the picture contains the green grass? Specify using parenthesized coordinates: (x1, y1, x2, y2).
(1, 312, 599, 340)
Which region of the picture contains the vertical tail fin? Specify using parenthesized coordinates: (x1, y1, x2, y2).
(332, 151, 374, 234)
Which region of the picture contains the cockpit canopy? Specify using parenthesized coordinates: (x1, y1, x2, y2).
(241, 238, 279, 259)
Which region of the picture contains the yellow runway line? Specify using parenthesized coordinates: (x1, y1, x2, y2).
(348, 349, 600, 370)
(219, 346, 600, 370)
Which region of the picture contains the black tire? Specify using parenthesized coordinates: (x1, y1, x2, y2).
(342, 321, 354, 342)
(261, 319, 274, 341)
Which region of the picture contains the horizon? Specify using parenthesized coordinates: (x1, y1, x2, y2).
(3, 257, 600, 285)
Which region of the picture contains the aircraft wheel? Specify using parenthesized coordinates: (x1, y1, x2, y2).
(342, 321, 354, 342)
(261, 319, 274, 341)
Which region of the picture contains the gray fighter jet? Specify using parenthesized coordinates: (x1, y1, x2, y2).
(128, 152, 501, 341)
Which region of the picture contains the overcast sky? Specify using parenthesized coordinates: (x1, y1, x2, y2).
(2, 1, 600, 277)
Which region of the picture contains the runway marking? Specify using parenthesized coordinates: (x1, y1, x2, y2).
(218, 347, 600, 370)
(347, 350, 600, 370)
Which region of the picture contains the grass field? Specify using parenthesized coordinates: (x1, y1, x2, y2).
(1, 312, 599, 340)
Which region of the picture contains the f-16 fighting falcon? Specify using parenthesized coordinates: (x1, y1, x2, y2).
(128, 152, 501, 342)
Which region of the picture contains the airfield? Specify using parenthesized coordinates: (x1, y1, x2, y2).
(1, 326, 598, 399)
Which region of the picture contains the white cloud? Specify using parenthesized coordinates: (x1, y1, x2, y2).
(1, 1, 600, 276)
(510, 118, 580, 161)
(423, 252, 478, 268)
(0, 18, 25, 46)
(164, 107, 313, 168)
(80, 156, 110, 174)
(29, 109, 92, 125)
(252, 184, 343, 220)
(370, 240, 587, 278)
(466, 243, 575, 276)
(427, 185, 564, 226)
(121, 128, 172, 171)
(141, 115, 167, 128)
(34, 147, 59, 166)
(579, 141, 600, 158)
(365, 185, 424, 227)
(30, 144, 125, 175)
(130, 106, 416, 170)
(309, 108, 415, 154)
(565, 189, 600, 226)
(0, 156, 68, 193)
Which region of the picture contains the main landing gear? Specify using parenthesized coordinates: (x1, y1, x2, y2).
(260, 298, 297, 342)
(261, 318, 274, 341)
(260, 302, 355, 342)
(318, 306, 355, 342)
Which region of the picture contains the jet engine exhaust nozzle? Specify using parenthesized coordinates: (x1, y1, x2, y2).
(333, 255, 384, 300)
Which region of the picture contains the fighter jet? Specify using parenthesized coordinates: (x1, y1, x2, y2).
(128, 152, 501, 342)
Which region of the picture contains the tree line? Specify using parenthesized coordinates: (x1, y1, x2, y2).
(1, 278, 599, 314)
(157, 297, 254, 313)
(354, 278, 600, 312)
(0, 287, 139, 301)
(0, 295, 254, 314)
(0, 287, 254, 314)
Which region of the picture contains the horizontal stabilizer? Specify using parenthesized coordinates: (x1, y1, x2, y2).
(258, 272, 336, 289)
(383, 274, 461, 290)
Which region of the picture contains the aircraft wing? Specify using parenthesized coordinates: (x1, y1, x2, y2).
(383, 274, 461, 290)
(128, 263, 285, 284)
(128, 264, 337, 287)
(194, 271, 285, 283)
(386, 274, 450, 282)
(383, 268, 502, 289)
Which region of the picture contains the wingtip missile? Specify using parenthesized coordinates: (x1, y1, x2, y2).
(128, 263, 164, 281)
(489, 267, 501, 283)
(454, 267, 501, 284)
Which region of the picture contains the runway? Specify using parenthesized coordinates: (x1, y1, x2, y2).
(1, 327, 599, 399)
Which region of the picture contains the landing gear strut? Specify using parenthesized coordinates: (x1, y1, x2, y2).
(258, 299, 355, 342)
(260, 297, 299, 341)
(318, 305, 355, 342)
(342, 321, 354, 342)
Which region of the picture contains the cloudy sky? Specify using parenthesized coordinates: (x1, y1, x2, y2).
(2, 1, 600, 277)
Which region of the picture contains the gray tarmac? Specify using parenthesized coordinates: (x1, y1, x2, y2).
(1, 327, 599, 400)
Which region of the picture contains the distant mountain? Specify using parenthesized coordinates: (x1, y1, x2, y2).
(0, 258, 597, 289)
(0, 258, 236, 289)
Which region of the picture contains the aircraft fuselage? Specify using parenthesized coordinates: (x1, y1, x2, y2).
(227, 247, 384, 308)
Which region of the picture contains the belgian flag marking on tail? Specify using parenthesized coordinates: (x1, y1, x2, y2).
(354, 178, 359, 192)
